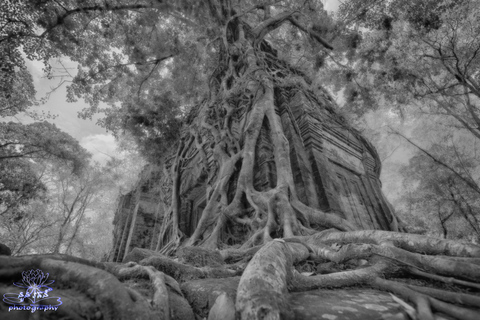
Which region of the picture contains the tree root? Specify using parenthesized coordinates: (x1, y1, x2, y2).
(0, 256, 155, 319)
(219, 245, 262, 263)
(373, 278, 480, 320)
(291, 200, 358, 232)
(2, 231, 480, 320)
(409, 267, 480, 290)
(118, 262, 171, 319)
(405, 283, 480, 307)
(139, 255, 238, 282)
(236, 239, 294, 320)
(304, 230, 480, 257)
(2, 253, 110, 271)
(291, 259, 392, 291)
(233, 231, 480, 320)
(373, 278, 436, 320)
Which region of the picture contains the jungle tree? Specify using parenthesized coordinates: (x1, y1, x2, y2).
(1, 1, 480, 320)
(399, 141, 480, 241)
(326, 0, 480, 208)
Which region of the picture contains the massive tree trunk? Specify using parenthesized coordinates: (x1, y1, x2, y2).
(2, 4, 480, 320)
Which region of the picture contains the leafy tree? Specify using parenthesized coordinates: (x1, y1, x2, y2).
(0, 121, 89, 168)
(0, 147, 143, 259)
(0, 198, 57, 255)
(1, 0, 90, 224)
(0, 0, 61, 115)
(399, 142, 480, 242)
(46, 164, 106, 254)
(327, 0, 480, 240)
(1, 1, 480, 319)
(53, 153, 145, 259)
(329, 0, 480, 129)
(0, 158, 46, 216)
(0, 121, 90, 219)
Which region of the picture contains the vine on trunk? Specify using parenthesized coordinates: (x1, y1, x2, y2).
(156, 17, 355, 253)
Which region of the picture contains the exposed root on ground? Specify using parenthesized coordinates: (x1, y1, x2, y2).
(118, 262, 175, 319)
(234, 234, 480, 320)
(2, 231, 479, 320)
(0, 255, 155, 319)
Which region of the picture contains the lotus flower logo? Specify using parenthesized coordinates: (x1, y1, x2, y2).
(2, 269, 62, 312)
(14, 269, 55, 304)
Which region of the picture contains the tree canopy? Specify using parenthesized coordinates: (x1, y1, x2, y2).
(328, 0, 480, 127)
(2, 0, 338, 159)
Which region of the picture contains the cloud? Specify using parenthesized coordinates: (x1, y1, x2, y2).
(80, 134, 118, 164)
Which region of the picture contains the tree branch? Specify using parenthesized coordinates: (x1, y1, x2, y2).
(391, 129, 480, 196)
(39, 2, 167, 37)
(252, 11, 333, 50)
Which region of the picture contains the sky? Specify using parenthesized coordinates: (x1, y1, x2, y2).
(324, 0, 340, 11)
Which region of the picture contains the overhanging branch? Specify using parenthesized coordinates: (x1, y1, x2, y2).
(252, 11, 333, 50)
(287, 17, 333, 50)
(40, 2, 167, 37)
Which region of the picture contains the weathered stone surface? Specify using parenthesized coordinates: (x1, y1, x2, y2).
(179, 246, 224, 267)
(181, 277, 407, 320)
(289, 288, 407, 320)
(110, 165, 163, 263)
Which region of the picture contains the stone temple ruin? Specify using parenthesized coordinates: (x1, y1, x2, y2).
(110, 89, 398, 262)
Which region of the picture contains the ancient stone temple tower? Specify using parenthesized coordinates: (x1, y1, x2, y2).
(110, 89, 397, 262)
